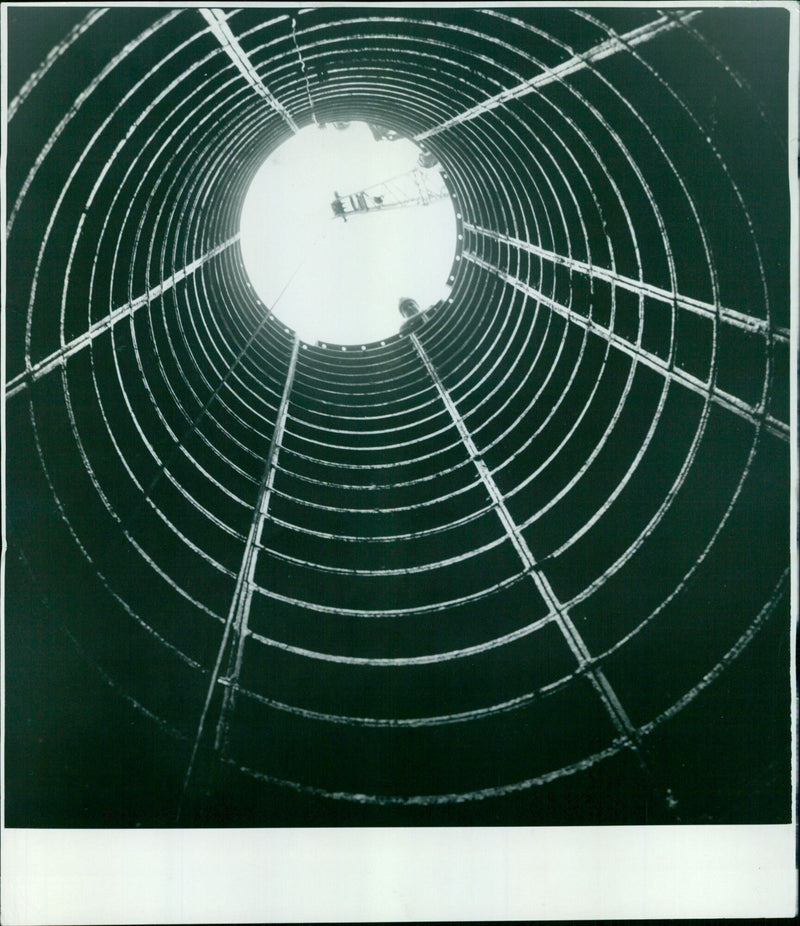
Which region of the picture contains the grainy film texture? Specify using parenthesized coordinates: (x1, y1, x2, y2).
(3, 6, 793, 827)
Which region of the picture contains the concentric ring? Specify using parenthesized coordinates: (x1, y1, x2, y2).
(4, 6, 791, 826)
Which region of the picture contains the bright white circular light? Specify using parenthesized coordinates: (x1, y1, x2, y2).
(239, 121, 457, 345)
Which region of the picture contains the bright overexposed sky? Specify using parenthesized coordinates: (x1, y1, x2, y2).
(239, 121, 457, 344)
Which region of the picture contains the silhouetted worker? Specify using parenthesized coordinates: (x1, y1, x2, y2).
(399, 297, 425, 334)
(331, 195, 347, 221)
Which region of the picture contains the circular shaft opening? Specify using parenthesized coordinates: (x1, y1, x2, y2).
(239, 121, 457, 344)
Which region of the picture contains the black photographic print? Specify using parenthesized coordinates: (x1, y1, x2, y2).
(1, 3, 796, 922)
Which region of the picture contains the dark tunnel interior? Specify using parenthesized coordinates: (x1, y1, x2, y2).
(3, 5, 793, 828)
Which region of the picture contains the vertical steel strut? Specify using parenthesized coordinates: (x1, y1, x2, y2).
(410, 332, 643, 747)
(178, 336, 299, 819)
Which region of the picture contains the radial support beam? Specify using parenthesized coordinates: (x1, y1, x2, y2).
(213, 337, 300, 753)
(200, 8, 299, 133)
(5, 235, 240, 399)
(178, 336, 300, 819)
(414, 11, 702, 142)
(466, 252, 790, 442)
(410, 331, 642, 749)
(466, 223, 791, 343)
